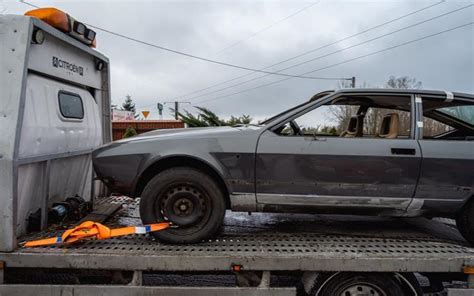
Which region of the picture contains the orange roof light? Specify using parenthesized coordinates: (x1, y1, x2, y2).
(25, 8, 96, 48)
(25, 8, 70, 33)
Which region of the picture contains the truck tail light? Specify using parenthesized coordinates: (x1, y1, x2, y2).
(85, 28, 96, 42)
(73, 21, 86, 35)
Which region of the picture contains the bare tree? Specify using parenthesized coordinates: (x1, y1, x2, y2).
(385, 75, 422, 89)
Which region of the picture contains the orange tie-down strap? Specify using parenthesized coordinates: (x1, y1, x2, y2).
(23, 221, 170, 247)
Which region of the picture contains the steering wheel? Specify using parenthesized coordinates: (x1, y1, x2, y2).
(290, 120, 303, 136)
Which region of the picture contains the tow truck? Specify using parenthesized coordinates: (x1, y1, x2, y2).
(0, 8, 473, 296)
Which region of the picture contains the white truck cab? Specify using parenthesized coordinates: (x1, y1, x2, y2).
(0, 10, 111, 251)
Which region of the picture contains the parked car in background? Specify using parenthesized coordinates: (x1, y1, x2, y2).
(93, 89, 474, 244)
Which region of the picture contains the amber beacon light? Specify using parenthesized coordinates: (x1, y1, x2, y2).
(25, 8, 97, 48)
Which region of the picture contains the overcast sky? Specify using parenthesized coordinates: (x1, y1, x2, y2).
(2, 0, 473, 120)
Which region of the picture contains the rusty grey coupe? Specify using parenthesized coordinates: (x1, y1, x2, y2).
(93, 89, 474, 244)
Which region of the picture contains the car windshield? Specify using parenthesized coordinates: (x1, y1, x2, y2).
(260, 91, 334, 125)
(437, 105, 474, 126)
(260, 101, 311, 125)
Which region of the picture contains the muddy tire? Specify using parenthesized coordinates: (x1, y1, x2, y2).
(140, 167, 226, 244)
(456, 199, 474, 246)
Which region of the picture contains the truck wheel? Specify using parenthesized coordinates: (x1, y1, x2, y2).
(310, 272, 404, 296)
(456, 199, 474, 246)
(139, 167, 226, 244)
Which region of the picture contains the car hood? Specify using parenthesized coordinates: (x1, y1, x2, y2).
(114, 125, 262, 143)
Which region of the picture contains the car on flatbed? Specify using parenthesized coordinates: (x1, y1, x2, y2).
(93, 89, 474, 244)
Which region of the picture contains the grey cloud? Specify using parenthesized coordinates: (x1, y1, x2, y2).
(7, 0, 473, 120)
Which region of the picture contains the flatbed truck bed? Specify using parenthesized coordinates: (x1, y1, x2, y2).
(1, 196, 474, 295)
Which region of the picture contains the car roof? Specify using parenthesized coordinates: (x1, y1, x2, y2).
(329, 88, 473, 100)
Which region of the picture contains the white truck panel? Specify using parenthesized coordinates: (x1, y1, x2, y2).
(16, 155, 93, 235)
(0, 15, 32, 251)
(0, 15, 111, 250)
(18, 74, 101, 158)
(28, 29, 102, 89)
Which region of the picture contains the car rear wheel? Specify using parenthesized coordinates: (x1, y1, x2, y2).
(456, 199, 474, 246)
(140, 167, 226, 244)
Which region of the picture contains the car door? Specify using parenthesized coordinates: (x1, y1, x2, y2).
(414, 94, 474, 214)
(255, 92, 422, 212)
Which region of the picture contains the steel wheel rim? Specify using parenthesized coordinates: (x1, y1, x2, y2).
(155, 183, 212, 234)
(339, 282, 385, 296)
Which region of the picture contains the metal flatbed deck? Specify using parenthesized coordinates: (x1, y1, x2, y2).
(1, 196, 473, 273)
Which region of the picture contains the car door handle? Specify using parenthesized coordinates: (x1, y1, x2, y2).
(391, 148, 416, 155)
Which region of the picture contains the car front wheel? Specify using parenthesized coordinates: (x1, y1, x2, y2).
(139, 167, 226, 244)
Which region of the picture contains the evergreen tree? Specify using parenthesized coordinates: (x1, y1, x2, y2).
(122, 95, 136, 114)
(122, 126, 138, 138)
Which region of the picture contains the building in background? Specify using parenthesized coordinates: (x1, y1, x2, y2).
(112, 109, 135, 121)
(112, 120, 184, 140)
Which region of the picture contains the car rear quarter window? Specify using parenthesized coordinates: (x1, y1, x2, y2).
(438, 105, 474, 125)
(58, 91, 84, 119)
(422, 98, 474, 140)
(423, 117, 454, 137)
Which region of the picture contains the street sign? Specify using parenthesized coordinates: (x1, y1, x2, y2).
(157, 103, 163, 116)
(142, 111, 150, 119)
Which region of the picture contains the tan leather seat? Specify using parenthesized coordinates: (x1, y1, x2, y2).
(340, 115, 363, 137)
(378, 113, 399, 139)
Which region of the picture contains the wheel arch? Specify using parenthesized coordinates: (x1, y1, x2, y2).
(134, 155, 231, 208)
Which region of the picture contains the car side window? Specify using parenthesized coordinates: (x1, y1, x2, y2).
(58, 91, 84, 120)
(293, 105, 356, 136)
(363, 108, 411, 138)
(274, 95, 413, 139)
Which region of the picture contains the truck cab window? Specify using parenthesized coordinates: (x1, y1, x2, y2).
(58, 91, 84, 119)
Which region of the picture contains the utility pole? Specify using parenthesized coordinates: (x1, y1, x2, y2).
(164, 101, 191, 120)
(351, 76, 356, 88)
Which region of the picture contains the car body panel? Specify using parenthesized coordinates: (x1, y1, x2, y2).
(93, 125, 262, 197)
(414, 140, 474, 215)
(92, 89, 474, 218)
(255, 131, 421, 212)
